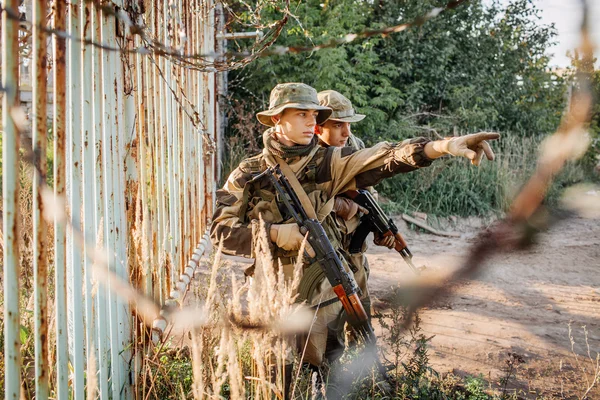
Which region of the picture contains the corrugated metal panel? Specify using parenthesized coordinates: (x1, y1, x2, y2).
(3, 0, 222, 397)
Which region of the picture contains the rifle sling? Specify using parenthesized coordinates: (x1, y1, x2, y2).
(264, 149, 344, 309)
(272, 155, 319, 220)
(311, 296, 340, 310)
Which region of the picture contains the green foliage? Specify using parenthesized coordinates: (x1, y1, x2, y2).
(224, 0, 595, 217)
(146, 347, 195, 399)
(228, 0, 566, 140)
(463, 375, 490, 400)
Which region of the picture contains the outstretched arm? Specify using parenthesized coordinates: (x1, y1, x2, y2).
(327, 133, 500, 196)
(424, 132, 500, 165)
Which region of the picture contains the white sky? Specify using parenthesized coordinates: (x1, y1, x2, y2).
(490, 0, 600, 68)
(537, 0, 600, 67)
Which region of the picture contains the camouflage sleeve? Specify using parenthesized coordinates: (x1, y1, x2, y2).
(210, 167, 257, 258)
(328, 137, 433, 196)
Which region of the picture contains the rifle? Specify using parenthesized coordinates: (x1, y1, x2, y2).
(345, 189, 420, 275)
(254, 165, 377, 345)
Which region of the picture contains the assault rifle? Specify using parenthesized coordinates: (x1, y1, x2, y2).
(345, 189, 420, 275)
(254, 165, 377, 345)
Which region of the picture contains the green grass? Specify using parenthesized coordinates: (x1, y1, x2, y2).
(377, 134, 598, 217)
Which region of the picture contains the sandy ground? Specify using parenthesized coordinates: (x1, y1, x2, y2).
(366, 215, 600, 398)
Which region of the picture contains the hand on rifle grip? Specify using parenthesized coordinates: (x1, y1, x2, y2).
(373, 232, 396, 249)
(334, 197, 369, 221)
(270, 223, 315, 257)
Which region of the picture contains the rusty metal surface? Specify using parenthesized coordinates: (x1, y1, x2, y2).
(81, 1, 97, 396)
(2, 0, 22, 396)
(51, 0, 70, 397)
(67, 0, 86, 397)
(91, 3, 111, 397)
(9, 0, 222, 397)
(32, 0, 50, 397)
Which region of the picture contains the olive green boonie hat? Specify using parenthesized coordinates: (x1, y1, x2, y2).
(256, 83, 332, 127)
(317, 90, 365, 123)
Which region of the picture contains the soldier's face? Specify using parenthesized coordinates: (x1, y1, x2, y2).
(272, 108, 319, 146)
(320, 120, 351, 147)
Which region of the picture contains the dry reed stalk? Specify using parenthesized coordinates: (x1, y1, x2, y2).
(186, 216, 309, 399)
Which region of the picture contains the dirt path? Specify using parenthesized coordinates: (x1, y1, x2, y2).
(366, 215, 600, 398)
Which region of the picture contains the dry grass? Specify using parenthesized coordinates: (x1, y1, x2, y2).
(566, 324, 600, 399)
(2, 167, 599, 399)
(186, 221, 305, 400)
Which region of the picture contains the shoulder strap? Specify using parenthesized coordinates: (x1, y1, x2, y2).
(262, 146, 320, 221)
(274, 155, 318, 220)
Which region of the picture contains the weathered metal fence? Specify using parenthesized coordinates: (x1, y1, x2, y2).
(2, 0, 222, 397)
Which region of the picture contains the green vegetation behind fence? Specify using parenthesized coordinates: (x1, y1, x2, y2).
(222, 0, 600, 217)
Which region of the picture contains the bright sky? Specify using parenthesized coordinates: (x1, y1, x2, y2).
(490, 0, 600, 68)
(537, 0, 600, 67)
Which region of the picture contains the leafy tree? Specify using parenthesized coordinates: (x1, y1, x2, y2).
(568, 50, 600, 170)
(228, 0, 565, 137)
(224, 0, 587, 216)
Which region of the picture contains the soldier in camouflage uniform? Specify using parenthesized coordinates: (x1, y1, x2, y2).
(315, 90, 397, 365)
(210, 82, 499, 397)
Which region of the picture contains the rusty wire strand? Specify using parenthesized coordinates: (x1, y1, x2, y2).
(4, 0, 468, 72)
(2, 0, 291, 71)
(148, 54, 204, 129)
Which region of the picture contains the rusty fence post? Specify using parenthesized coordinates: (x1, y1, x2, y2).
(32, 0, 50, 397)
(81, 0, 99, 396)
(91, 2, 111, 398)
(10, 0, 222, 396)
(52, 0, 70, 397)
(67, 0, 86, 397)
(2, 0, 22, 396)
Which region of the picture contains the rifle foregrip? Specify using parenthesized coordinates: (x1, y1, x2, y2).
(394, 232, 408, 249)
(333, 285, 369, 323)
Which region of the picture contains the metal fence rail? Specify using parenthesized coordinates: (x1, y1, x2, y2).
(1, 0, 221, 397)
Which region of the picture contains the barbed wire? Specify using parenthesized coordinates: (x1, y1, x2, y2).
(4, 0, 468, 72)
(3, 0, 291, 71)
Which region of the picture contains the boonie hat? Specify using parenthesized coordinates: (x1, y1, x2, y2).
(317, 90, 365, 123)
(256, 83, 332, 127)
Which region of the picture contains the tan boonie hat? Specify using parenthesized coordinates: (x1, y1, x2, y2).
(256, 83, 332, 127)
(317, 90, 365, 123)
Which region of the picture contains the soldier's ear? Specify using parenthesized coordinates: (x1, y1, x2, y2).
(271, 115, 280, 126)
(314, 125, 322, 135)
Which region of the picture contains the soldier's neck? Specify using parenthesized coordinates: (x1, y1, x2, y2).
(274, 130, 297, 147)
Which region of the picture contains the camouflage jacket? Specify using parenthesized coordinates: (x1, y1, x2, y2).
(210, 129, 434, 259)
(326, 134, 375, 251)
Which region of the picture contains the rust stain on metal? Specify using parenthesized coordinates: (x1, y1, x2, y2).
(15, 0, 224, 395)
(83, 3, 91, 38)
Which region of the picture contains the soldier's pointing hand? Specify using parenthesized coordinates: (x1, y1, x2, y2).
(425, 132, 500, 166)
